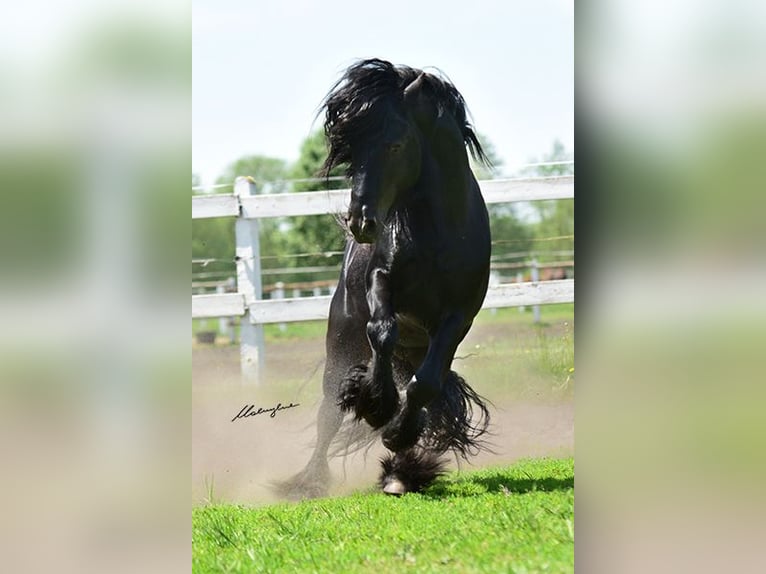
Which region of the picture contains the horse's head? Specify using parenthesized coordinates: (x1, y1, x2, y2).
(344, 101, 422, 243)
(321, 59, 489, 243)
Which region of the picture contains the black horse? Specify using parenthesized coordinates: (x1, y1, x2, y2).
(277, 59, 491, 498)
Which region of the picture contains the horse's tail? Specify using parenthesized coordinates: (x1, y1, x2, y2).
(421, 370, 492, 459)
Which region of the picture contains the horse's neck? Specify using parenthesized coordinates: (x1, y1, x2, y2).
(417, 121, 478, 222)
(418, 154, 475, 230)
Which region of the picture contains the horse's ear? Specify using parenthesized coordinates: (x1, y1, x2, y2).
(403, 73, 437, 128)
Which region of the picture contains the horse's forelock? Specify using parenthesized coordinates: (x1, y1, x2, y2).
(321, 60, 406, 175)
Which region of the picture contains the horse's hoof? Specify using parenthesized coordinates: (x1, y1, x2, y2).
(379, 450, 446, 495)
(382, 478, 406, 496)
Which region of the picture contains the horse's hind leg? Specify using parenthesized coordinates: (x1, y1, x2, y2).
(272, 386, 343, 500)
(274, 282, 369, 500)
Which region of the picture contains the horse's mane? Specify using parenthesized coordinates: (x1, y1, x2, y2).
(321, 58, 490, 176)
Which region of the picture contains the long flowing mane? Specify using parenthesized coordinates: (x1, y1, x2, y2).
(321, 58, 490, 176)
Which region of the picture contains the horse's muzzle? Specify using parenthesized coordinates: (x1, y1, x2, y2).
(346, 209, 378, 243)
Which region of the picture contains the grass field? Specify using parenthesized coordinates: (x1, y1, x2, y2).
(192, 457, 574, 573)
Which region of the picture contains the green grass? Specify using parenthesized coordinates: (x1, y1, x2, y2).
(531, 323, 574, 391)
(193, 318, 328, 344)
(474, 303, 574, 327)
(458, 305, 574, 400)
(192, 458, 574, 573)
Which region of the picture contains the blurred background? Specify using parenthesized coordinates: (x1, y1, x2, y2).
(2, 0, 765, 571)
(190, 0, 575, 512)
(578, 1, 766, 572)
(0, 1, 189, 573)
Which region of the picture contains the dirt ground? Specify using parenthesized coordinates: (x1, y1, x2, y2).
(192, 319, 574, 505)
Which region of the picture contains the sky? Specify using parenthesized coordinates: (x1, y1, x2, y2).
(192, 0, 573, 187)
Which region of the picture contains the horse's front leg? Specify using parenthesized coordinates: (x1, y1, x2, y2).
(382, 312, 465, 452)
(338, 268, 399, 428)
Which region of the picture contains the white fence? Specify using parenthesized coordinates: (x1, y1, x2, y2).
(192, 175, 574, 383)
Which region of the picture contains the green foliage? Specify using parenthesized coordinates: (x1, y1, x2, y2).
(488, 203, 536, 268)
(192, 215, 233, 283)
(261, 130, 349, 286)
(191, 168, 232, 283)
(192, 157, 290, 287)
(521, 139, 574, 178)
(471, 132, 503, 180)
(290, 129, 346, 189)
(532, 321, 575, 390)
(192, 458, 574, 573)
(533, 200, 574, 263)
(518, 139, 575, 265)
(468, 133, 538, 270)
(215, 156, 290, 195)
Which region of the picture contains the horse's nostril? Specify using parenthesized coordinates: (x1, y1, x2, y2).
(361, 218, 376, 235)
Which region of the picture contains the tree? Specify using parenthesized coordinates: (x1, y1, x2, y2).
(522, 139, 574, 178)
(192, 157, 290, 291)
(216, 155, 293, 285)
(470, 132, 503, 180)
(214, 156, 290, 195)
(471, 134, 537, 277)
(263, 130, 349, 286)
(290, 129, 346, 191)
(523, 140, 574, 265)
(192, 169, 235, 289)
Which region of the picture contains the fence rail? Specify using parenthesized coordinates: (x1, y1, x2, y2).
(192, 279, 574, 321)
(192, 175, 574, 220)
(192, 175, 574, 384)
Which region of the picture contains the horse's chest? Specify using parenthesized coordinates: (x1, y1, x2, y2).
(388, 248, 465, 315)
(375, 230, 487, 321)
(390, 247, 442, 286)
(390, 239, 470, 281)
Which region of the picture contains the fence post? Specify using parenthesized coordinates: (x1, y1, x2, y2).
(225, 277, 237, 343)
(531, 258, 541, 324)
(216, 283, 227, 337)
(274, 282, 286, 332)
(516, 271, 525, 313)
(234, 176, 265, 384)
(488, 271, 500, 316)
